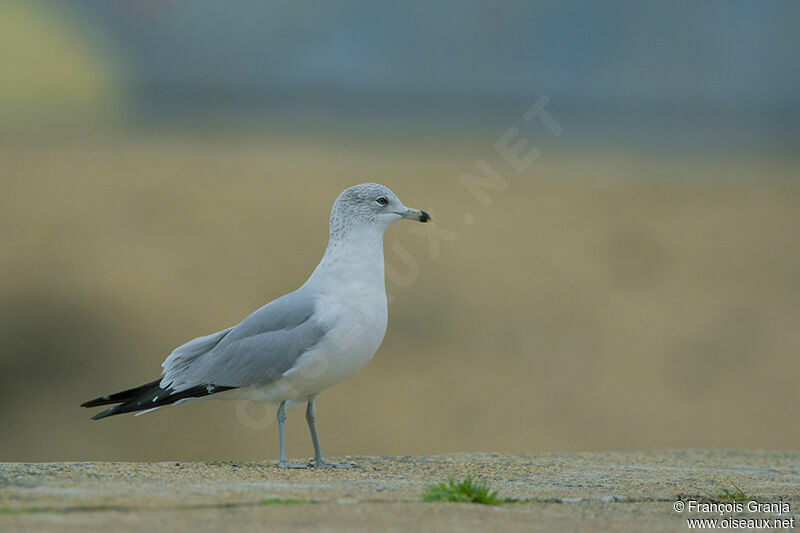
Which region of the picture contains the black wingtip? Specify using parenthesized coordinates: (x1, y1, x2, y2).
(91, 406, 120, 421)
(81, 397, 110, 408)
(81, 379, 163, 409)
(82, 380, 237, 420)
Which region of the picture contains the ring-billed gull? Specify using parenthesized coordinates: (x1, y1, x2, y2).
(82, 183, 431, 468)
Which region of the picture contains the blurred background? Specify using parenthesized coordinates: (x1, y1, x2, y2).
(1, 0, 799, 462)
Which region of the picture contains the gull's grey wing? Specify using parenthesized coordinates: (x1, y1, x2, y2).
(161, 289, 327, 391)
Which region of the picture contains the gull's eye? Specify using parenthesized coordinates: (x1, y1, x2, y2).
(376, 196, 388, 206)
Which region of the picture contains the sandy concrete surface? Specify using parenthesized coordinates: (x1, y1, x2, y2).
(1, 450, 798, 532)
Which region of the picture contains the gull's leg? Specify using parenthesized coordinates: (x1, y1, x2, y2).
(277, 401, 308, 469)
(306, 399, 355, 468)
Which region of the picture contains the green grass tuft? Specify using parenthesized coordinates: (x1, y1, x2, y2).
(715, 483, 747, 502)
(258, 497, 305, 505)
(422, 477, 503, 505)
(694, 481, 748, 503)
(0, 507, 28, 515)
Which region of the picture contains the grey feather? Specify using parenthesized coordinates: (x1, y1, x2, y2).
(160, 327, 234, 377)
(161, 289, 327, 391)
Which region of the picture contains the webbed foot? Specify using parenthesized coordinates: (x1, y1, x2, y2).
(312, 459, 356, 469)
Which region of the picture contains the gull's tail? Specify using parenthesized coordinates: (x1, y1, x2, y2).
(81, 379, 236, 420)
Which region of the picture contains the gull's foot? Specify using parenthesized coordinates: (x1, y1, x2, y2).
(278, 460, 310, 469)
(312, 459, 357, 469)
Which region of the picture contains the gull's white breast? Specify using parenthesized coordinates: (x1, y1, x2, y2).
(287, 289, 387, 395)
(236, 277, 388, 407)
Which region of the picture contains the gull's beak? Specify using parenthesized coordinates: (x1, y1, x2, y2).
(400, 207, 431, 223)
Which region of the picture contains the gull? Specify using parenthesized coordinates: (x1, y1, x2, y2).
(82, 183, 431, 468)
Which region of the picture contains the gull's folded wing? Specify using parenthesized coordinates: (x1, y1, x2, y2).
(82, 289, 327, 419)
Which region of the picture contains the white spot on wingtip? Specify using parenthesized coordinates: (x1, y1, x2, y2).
(152, 396, 158, 402)
(102, 395, 110, 400)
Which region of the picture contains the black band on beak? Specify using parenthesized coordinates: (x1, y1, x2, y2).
(401, 208, 432, 222)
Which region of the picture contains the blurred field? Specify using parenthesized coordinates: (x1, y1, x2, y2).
(1, 135, 799, 461)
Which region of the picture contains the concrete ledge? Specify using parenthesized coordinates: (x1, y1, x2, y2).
(2, 450, 799, 532)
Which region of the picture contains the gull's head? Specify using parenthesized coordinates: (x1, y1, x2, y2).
(330, 183, 431, 234)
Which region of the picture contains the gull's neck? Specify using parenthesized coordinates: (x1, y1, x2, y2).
(306, 224, 387, 292)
